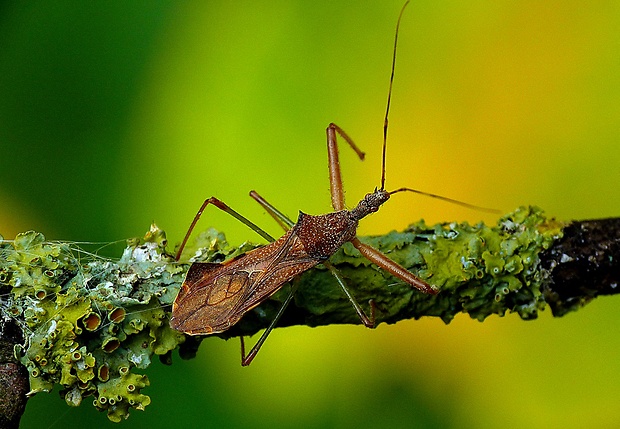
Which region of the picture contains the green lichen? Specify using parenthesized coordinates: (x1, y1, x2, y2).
(0, 224, 259, 422)
(293, 205, 563, 327)
(1, 226, 179, 421)
(0, 207, 566, 422)
(95, 370, 151, 423)
(417, 205, 563, 322)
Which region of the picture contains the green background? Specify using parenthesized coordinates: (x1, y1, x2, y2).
(1, 1, 619, 428)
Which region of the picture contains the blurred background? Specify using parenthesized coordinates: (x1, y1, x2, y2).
(1, 1, 619, 428)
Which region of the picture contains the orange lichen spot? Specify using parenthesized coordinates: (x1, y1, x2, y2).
(109, 307, 126, 323)
(102, 338, 120, 353)
(82, 313, 102, 331)
(98, 364, 110, 382)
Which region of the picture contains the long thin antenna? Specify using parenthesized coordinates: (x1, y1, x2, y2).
(381, 0, 410, 190)
(389, 187, 501, 213)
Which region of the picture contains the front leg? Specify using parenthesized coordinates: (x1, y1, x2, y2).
(351, 238, 437, 295)
(326, 123, 365, 211)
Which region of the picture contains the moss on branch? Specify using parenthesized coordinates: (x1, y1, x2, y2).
(1, 205, 618, 422)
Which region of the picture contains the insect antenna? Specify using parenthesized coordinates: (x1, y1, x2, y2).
(380, 2, 499, 215)
(389, 187, 501, 213)
(381, 0, 410, 191)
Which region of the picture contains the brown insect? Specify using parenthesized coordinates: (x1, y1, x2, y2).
(170, 1, 491, 365)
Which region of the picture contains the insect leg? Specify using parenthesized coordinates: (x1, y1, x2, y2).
(176, 197, 275, 261)
(249, 190, 294, 231)
(351, 237, 437, 295)
(322, 260, 376, 328)
(240, 281, 300, 366)
(326, 123, 365, 211)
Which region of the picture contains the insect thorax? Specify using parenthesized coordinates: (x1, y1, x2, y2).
(293, 211, 358, 260)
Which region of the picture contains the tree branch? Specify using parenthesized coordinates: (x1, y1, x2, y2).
(1, 206, 618, 422)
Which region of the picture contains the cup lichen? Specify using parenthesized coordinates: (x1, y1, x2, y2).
(0, 224, 191, 421)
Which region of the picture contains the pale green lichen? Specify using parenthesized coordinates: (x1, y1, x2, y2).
(0, 207, 565, 422)
(0, 224, 258, 422)
(415, 205, 564, 322)
(294, 205, 564, 326)
(1, 225, 185, 421)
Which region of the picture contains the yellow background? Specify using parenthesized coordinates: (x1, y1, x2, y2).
(1, 2, 619, 428)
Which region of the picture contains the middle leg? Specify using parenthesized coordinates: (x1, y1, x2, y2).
(176, 196, 275, 261)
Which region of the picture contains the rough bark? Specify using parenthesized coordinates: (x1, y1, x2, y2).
(0, 319, 29, 429)
(540, 218, 620, 317)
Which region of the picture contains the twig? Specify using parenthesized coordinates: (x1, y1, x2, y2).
(1, 206, 618, 423)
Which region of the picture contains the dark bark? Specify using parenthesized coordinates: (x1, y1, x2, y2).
(0, 319, 29, 429)
(541, 218, 620, 317)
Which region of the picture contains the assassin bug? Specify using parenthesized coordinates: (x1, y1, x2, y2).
(170, 1, 493, 365)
